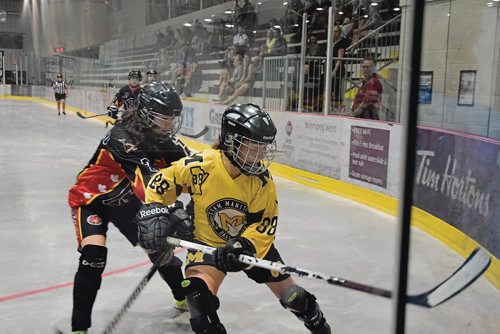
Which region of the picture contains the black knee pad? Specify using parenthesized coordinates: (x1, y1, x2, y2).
(72, 245, 107, 331)
(76, 245, 107, 291)
(280, 285, 330, 333)
(182, 277, 226, 334)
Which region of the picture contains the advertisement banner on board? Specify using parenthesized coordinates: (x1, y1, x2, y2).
(413, 128, 500, 257)
(348, 125, 390, 188)
(272, 113, 343, 179)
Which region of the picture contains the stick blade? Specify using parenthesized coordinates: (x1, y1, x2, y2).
(179, 126, 209, 139)
(76, 111, 87, 119)
(408, 248, 491, 308)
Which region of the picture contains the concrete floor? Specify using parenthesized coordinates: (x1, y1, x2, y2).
(0, 99, 498, 334)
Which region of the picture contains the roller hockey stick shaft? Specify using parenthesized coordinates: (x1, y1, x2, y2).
(179, 126, 209, 139)
(76, 111, 109, 119)
(166, 237, 491, 308)
(99, 250, 173, 334)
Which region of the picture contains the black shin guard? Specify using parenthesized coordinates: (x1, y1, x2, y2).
(182, 277, 227, 334)
(280, 285, 331, 334)
(154, 255, 185, 301)
(71, 245, 107, 331)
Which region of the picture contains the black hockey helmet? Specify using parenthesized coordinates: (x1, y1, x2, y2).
(220, 103, 277, 175)
(145, 69, 159, 82)
(137, 81, 183, 139)
(128, 69, 142, 80)
(56, 73, 63, 78)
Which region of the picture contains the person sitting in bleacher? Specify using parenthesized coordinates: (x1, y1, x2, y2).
(352, 4, 382, 44)
(220, 53, 263, 105)
(271, 27, 288, 56)
(216, 54, 244, 102)
(156, 48, 171, 74)
(263, 28, 277, 56)
(232, 26, 250, 57)
(207, 19, 226, 56)
(183, 61, 203, 97)
(282, 0, 303, 35)
(235, 0, 257, 31)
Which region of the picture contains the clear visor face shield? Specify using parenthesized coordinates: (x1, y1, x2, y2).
(145, 109, 183, 140)
(231, 135, 277, 175)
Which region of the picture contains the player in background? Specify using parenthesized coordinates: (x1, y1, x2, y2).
(145, 69, 159, 83)
(135, 103, 332, 334)
(52, 74, 68, 115)
(68, 82, 191, 334)
(107, 69, 142, 120)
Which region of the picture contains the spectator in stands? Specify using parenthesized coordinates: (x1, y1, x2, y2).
(305, 35, 325, 57)
(164, 26, 176, 49)
(271, 27, 288, 56)
(208, 19, 225, 56)
(352, 4, 382, 44)
(193, 24, 210, 56)
(232, 26, 250, 57)
(330, 25, 350, 113)
(220, 54, 262, 105)
(183, 61, 203, 97)
(179, 40, 196, 67)
(238, 0, 257, 31)
(283, 0, 303, 34)
(263, 28, 277, 55)
(341, 17, 354, 43)
(304, 36, 325, 112)
(156, 48, 171, 74)
(232, 0, 243, 25)
(307, 0, 328, 31)
(217, 54, 244, 101)
(154, 29, 168, 52)
(215, 59, 232, 101)
(348, 56, 382, 119)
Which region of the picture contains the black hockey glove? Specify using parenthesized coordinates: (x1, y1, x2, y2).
(107, 105, 119, 119)
(168, 200, 195, 241)
(213, 237, 256, 272)
(134, 203, 174, 253)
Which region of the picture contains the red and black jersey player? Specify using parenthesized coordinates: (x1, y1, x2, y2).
(68, 82, 191, 333)
(107, 69, 143, 120)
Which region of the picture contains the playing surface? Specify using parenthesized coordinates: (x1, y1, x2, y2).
(0, 99, 498, 333)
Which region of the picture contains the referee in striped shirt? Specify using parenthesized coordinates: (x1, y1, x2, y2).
(52, 74, 68, 115)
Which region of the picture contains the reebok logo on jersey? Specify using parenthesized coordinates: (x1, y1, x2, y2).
(139, 206, 168, 218)
(87, 215, 102, 226)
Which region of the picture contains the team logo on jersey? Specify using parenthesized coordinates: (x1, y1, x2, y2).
(86, 214, 102, 226)
(206, 199, 248, 240)
(118, 139, 138, 153)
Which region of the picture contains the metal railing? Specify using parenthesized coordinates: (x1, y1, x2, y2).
(261, 14, 401, 119)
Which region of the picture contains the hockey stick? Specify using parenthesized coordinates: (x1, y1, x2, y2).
(166, 237, 491, 308)
(76, 111, 110, 119)
(179, 126, 209, 139)
(98, 249, 175, 334)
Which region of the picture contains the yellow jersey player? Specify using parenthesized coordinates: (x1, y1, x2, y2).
(135, 103, 331, 333)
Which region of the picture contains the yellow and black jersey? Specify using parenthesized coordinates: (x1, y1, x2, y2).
(145, 149, 278, 259)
